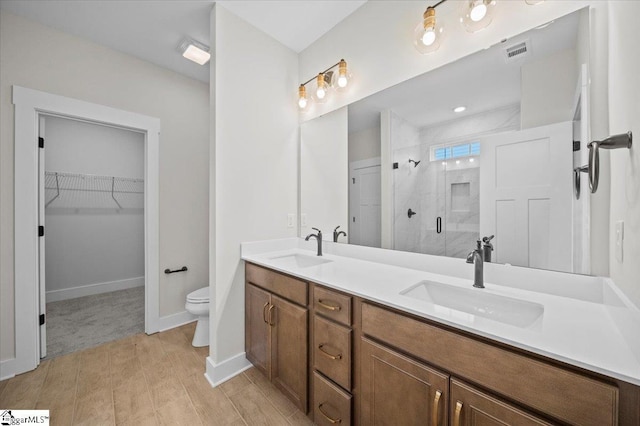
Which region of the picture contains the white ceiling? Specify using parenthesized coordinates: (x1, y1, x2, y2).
(0, 0, 367, 83)
(348, 11, 580, 133)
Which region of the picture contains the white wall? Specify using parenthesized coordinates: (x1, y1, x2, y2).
(44, 116, 144, 301)
(607, 1, 640, 309)
(0, 11, 209, 362)
(209, 4, 298, 376)
(521, 49, 577, 129)
(301, 107, 349, 238)
(349, 124, 381, 164)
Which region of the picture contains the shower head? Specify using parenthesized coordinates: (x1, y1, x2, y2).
(409, 159, 421, 167)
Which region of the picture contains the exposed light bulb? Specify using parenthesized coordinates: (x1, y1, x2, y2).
(461, 0, 496, 33)
(297, 85, 308, 111)
(422, 29, 436, 46)
(453, 106, 466, 113)
(470, 3, 487, 22)
(414, 7, 443, 54)
(337, 59, 349, 88)
(316, 73, 328, 101)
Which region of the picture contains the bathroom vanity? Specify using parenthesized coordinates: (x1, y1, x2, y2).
(242, 238, 640, 426)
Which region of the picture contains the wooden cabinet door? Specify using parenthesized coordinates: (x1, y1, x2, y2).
(361, 338, 449, 426)
(271, 295, 308, 412)
(450, 379, 553, 426)
(245, 283, 271, 379)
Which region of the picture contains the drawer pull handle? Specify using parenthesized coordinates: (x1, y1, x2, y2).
(318, 344, 342, 360)
(453, 401, 463, 426)
(432, 390, 442, 426)
(318, 299, 341, 311)
(318, 403, 342, 424)
(262, 302, 269, 324)
(268, 305, 275, 326)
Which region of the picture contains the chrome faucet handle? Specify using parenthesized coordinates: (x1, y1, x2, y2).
(312, 227, 321, 233)
(482, 235, 494, 243)
(334, 225, 340, 232)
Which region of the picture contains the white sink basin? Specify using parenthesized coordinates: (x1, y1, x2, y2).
(269, 253, 332, 269)
(401, 280, 544, 328)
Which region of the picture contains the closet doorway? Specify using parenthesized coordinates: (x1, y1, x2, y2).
(40, 115, 145, 358)
(12, 86, 160, 376)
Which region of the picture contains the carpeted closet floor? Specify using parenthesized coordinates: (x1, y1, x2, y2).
(45, 286, 144, 359)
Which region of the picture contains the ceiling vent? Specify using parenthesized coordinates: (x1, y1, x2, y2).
(504, 40, 530, 63)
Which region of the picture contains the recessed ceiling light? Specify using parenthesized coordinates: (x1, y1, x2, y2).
(453, 106, 466, 113)
(180, 38, 211, 65)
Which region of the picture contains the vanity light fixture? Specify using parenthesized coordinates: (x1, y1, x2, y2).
(179, 38, 211, 65)
(414, 4, 445, 54)
(453, 106, 467, 113)
(297, 59, 350, 111)
(460, 0, 497, 33)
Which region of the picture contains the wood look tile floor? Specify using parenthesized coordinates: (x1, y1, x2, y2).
(0, 323, 314, 426)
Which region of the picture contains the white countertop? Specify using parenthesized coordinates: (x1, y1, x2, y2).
(241, 238, 640, 386)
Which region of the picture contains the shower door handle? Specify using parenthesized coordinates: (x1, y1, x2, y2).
(436, 217, 442, 234)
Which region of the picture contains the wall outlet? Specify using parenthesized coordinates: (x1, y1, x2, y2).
(287, 213, 295, 228)
(301, 213, 307, 227)
(615, 220, 624, 263)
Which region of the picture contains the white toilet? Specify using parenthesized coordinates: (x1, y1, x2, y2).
(185, 287, 210, 347)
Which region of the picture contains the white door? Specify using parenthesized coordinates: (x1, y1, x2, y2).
(479, 122, 573, 272)
(349, 161, 381, 247)
(38, 115, 47, 358)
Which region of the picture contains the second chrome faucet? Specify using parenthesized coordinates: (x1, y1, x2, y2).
(305, 227, 323, 256)
(466, 240, 484, 288)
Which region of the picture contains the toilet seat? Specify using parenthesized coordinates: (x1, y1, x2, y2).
(186, 287, 209, 304)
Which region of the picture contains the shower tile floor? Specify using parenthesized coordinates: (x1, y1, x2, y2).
(45, 286, 145, 359)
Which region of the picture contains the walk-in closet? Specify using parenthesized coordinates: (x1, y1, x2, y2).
(42, 115, 145, 358)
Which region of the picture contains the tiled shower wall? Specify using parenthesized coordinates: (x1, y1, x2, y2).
(391, 105, 520, 258)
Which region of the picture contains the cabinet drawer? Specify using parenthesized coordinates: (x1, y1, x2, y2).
(313, 285, 352, 326)
(362, 302, 619, 426)
(246, 263, 307, 306)
(450, 379, 552, 426)
(313, 371, 352, 426)
(313, 315, 352, 390)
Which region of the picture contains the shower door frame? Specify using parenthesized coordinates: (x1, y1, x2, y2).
(8, 85, 161, 378)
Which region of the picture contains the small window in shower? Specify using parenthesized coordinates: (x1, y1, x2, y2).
(431, 141, 480, 161)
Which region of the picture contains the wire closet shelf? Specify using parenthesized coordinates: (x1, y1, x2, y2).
(45, 171, 144, 209)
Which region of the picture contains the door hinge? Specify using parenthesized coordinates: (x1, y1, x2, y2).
(38, 225, 44, 237)
(393, 162, 399, 169)
(353, 217, 356, 223)
(39, 314, 45, 325)
(38, 137, 44, 148)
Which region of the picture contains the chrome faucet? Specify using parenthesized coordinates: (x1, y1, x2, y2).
(305, 227, 323, 256)
(333, 226, 347, 243)
(466, 240, 484, 289)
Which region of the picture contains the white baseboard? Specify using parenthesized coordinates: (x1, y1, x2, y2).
(0, 358, 17, 381)
(157, 310, 196, 332)
(46, 276, 144, 302)
(204, 353, 253, 387)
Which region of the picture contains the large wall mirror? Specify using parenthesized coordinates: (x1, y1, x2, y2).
(301, 8, 599, 275)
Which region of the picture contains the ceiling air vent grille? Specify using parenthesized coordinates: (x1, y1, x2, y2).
(504, 40, 530, 63)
